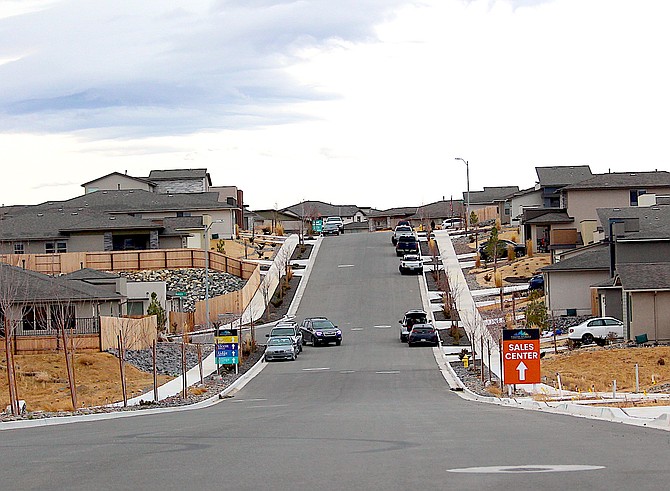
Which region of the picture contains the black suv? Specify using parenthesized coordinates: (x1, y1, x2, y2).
(395, 235, 419, 256)
(300, 317, 342, 346)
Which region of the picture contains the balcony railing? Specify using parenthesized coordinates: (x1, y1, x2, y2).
(8, 317, 101, 337)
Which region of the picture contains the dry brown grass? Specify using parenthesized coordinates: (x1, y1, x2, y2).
(1, 352, 172, 411)
(473, 254, 551, 288)
(540, 347, 670, 393)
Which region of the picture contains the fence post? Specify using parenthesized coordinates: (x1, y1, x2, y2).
(153, 339, 158, 402)
(181, 342, 187, 399)
(198, 343, 203, 385)
(118, 332, 127, 407)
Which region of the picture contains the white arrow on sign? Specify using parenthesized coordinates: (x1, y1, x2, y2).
(516, 361, 528, 381)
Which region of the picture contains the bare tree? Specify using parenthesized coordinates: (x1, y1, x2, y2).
(273, 245, 293, 300)
(0, 263, 27, 416)
(259, 268, 277, 321)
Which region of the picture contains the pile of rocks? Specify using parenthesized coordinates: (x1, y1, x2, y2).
(118, 269, 246, 312)
(107, 342, 214, 376)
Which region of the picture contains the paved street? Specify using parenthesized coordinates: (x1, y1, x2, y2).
(1, 232, 670, 490)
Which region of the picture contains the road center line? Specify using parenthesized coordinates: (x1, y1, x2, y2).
(338, 264, 355, 268)
(302, 367, 331, 371)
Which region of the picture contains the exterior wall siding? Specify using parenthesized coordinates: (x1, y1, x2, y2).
(546, 270, 610, 316)
(155, 179, 205, 194)
(629, 291, 670, 342)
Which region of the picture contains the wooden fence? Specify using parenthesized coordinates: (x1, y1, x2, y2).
(0, 248, 257, 279)
(100, 316, 157, 351)
(0, 334, 100, 354)
(194, 266, 262, 327)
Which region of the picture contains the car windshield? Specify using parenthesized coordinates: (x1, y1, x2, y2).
(268, 337, 292, 346)
(272, 327, 295, 335)
(398, 236, 417, 243)
(312, 320, 335, 329)
(396, 226, 412, 232)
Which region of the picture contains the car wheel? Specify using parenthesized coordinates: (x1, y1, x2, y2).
(291, 353, 296, 361)
(336, 340, 341, 346)
(299, 344, 303, 353)
(582, 333, 595, 345)
(313, 338, 318, 347)
(264, 355, 269, 362)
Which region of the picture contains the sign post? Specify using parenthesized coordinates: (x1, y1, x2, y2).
(502, 328, 540, 385)
(215, 327, 239, 374)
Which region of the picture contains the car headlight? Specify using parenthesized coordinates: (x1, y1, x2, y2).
(315, 331, 323, 336)
(336, 330, 342, 335)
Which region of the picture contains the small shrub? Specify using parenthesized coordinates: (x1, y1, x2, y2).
(484, 273, 492, 282)
(77, 355, 96, 367)
(526, 239, 533, 257)
(475, 254, 481, 268)
(659, 357, 666, 366)
(507, 245, 516, 261)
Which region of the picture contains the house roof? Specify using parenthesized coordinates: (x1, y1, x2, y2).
(62, 268, 120, 280)
(535, 165, 593, 187)
(0, 263, 123, 302)
(463, 186, 519, 204)
(282, 201, 363, 219)
(80, 172, 156, 188)
(254, 209, 300, 222)
(563, 171, 670, 191)
(148, 168, 212, 185)
(524, 211, 574, 225)
(542, 243, 610, 272)
(597, 205, 670, 239)
(30, 189, 235, 214)
(616, 263, 670, 291)
(409, 200, 465, 220)
(368, 206, 418, 218)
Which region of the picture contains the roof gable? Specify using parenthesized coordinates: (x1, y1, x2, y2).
(563, 171, 670, 191)
(536, 165, 593, 187)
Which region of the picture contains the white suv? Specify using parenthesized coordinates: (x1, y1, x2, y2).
(568, 317, 624, 346)
(324, 216, 344, 234)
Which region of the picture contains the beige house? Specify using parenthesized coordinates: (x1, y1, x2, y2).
(561, 171, 670, 245)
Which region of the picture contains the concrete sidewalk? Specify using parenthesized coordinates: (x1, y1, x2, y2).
(430, 229, 670, 428)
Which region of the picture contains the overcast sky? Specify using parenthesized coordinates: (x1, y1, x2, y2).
(1, 0, 669, 211)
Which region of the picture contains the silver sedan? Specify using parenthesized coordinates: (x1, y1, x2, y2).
(264, 337, 298, 362)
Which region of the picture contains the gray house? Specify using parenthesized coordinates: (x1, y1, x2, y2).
(0, 189, 236, 254)
(591, 204, 670, 341)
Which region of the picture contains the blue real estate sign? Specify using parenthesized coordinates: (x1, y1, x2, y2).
(313, 218, 323, 233)
(215, 328, 239, 365)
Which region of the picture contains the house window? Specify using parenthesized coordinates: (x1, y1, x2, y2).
(127, 301, 145, 316)
(45, 242, 67, 254)
(630, 189, 646, 206)
(176, 211, 191, 217)
(22, 306, 48, 331)
(50, 305, 76, 330)
(14, 243, 24, 254)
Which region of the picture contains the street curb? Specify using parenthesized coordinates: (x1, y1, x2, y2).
(0, 351, 268, 431)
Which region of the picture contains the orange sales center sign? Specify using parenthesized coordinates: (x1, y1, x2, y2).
(502, 328, 540, 385)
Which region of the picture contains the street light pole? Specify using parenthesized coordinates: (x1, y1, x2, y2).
(455, 158, 470, 232)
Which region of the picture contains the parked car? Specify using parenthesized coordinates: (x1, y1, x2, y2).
(399, 309, 428, 342)
(399, 254, 423, 275)
(267, 322, 303, 352)
(568, 317, 624, 346)
(392, 225, 415, 245)
(478, 239, 526, 261)
(322, 221, 341, 236)
(441, 218, 462, 229)
(300, 317, 342, 346)
(396, 235, 419, 257)
(264, 337, 298, 361)
(324, 216, 344, 234)
(407, 324, 439, 347)
(528, 274, 544, 292)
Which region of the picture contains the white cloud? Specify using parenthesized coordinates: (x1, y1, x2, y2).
(1, 0, 669, 210)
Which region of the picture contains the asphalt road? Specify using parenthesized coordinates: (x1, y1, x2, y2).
(2, 232, 670, 490)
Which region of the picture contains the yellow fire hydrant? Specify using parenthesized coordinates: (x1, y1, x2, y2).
(463, 355, 469, 368)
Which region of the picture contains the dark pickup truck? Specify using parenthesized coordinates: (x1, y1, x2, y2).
(395, 236, 419, 256)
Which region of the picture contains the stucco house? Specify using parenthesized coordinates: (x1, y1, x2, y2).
(0, 263, 125, 352)
(463, 186, 519, 225)
(560, 170, 670, 245)
(541, 243, 610, 316)
(591, 204, 670, 342)
(0, 189, 236, 255)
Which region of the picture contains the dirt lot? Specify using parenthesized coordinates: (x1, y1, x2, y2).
(1, 352, 172, 412)
(540, 346, 670, 393)
(472, 254, 551, 288)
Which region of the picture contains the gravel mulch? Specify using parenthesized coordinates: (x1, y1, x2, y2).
(0, 347, 265, 422)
